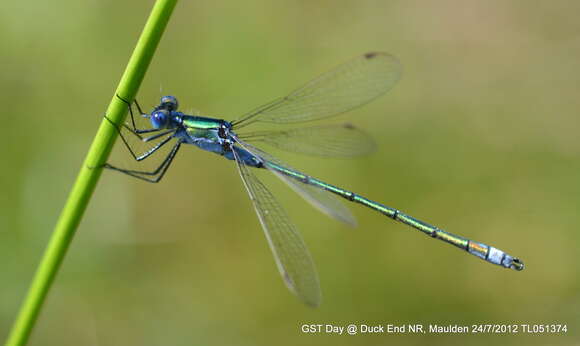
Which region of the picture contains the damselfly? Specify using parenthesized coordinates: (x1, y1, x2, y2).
(104, 52, 524, 307)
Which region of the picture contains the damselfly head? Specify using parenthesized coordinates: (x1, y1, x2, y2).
(160, 95, 179, 112)
(151, 109, 170, 129)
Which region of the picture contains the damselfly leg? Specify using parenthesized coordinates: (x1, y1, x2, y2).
(116, 94, 162, 136)
(102, 95, 181, 182)
(103, 140, 182, 183)
(104, 115, 176, 161)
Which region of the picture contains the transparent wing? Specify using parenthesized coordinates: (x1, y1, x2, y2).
(235, 137, 357, 226)
(231, 52, 401, 128)
(233, 148, 322, 307)
(238, 123, 376, 158)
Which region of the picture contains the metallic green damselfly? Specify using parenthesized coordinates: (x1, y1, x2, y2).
(104, 52, 524, 307)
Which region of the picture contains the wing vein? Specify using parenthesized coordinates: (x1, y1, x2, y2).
(232, 147, 322, 307)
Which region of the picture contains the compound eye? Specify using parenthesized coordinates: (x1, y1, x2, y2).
(150, 109, 169, 129)
(160, 95, 179, 111)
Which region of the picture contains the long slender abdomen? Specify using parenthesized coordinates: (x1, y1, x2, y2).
(266, 162, 524, 271)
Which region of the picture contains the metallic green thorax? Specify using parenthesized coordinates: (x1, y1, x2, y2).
(182, 116, 223, 129)
(265, 161, 524, 271)
(182, 116, 224, 141)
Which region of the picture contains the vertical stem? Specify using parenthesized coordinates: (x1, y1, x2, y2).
(5, 1, 178, 345)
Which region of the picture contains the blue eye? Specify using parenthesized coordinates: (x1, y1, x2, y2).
(151, 109, 169, 129)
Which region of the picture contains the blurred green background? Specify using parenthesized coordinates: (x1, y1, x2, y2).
(1, 1, 579, 345)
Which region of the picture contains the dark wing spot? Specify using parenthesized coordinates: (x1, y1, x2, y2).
(342, 123, 355, 129)
(364, 52, 379, 59)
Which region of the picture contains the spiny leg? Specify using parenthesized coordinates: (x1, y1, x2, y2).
(104, 115, 175, 161)
(103, 140, 182, 183)
(132, 131, 176, 161)
(115, 94, 160, 137)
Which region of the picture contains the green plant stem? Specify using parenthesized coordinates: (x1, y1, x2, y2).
(5, 1, 178, 345)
